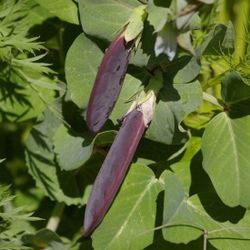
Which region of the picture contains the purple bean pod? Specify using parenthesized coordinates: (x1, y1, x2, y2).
(86, 32, 134, 134)
(84, 94, 156, 236)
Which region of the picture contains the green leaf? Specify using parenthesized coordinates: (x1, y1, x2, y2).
(160, 170, 202, 244)
(22, 229, 63, 248)
(173, 57, 200, 84)
(92, 164, 162, 250)
(208, 214, 250, 250)
(124, 5, 147, 42)
(221, 71, 250, 104)
(25, 108, 99, 206)
(0, 80, 55, 122)
(184, 101, 218, 130)
(196, 24, 235, 58)
(160, 171, 250, 248)
(146, 81, 203, 145)
(79, 0, 140, 41)
(53, 124, 116, 171)
(129, 22, 158, 67)
(0, 185, 38, 250)
(222, 21, 235, 49)
(188, 12, 201, 30)
(109, 74, 142, 123)
(177, 32, 195, 55)
(175, 1, 195, 30)
(0, 0, 58, 123)
(53, 125, 93, 171)
(175, 4, 201, 31)
(26, 2, 53, 26)
(147, 0, 170, 32)
(129, 42, 150, 67)
(228, 99, 250, 118)
(14, 188, 44, 213)
(65, 33, 103, 110)
(169, 0, 184, 16)
(202, 112, 250, 207)
(34, 0, 79, 24)
(170, 136, 202, 193)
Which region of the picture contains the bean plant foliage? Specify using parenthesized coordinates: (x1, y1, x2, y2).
(1, 0, 250, 249)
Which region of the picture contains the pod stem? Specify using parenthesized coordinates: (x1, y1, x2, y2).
(46, 202, 65, 232)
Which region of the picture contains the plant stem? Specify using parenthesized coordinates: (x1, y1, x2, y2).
(218, 0, 231, 24)
(233, 0, 250, 64)
(214, 0, 231, 99)
(46, 202, 65, 232)
(203, 230, 208, 250)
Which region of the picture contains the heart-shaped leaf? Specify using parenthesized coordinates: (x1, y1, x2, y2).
(202, 112, 250, 207)
(160, 170, 250, 249)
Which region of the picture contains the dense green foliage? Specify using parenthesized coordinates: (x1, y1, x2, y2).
(1, 0, 250, 249)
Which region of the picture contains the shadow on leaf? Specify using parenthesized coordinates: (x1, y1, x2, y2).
(190, 151, 245, 223)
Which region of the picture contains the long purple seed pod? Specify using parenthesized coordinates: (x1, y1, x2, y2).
(84, 94, 156, 236)
(86, 32, 134, 134)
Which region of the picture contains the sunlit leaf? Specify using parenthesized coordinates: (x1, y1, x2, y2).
(78, 0, 140, 41)
(109, 74, 142, 123)
(25, 108, 97, 205)
(53, 124, 116, 171)
(65, 33, 103, 110)
(124, 5, 146, 42)
(92, 164, 162, 250)
(177, 31, 195, 55)
(0, 79, 55, 122)
(174, 57, 200, 83)
(160, 170, 250, 249)
(202, 112, 250, 207)
(147, 0, 171, 32)
(146, 81, 203, 145)
(34, 0, 79, 24)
